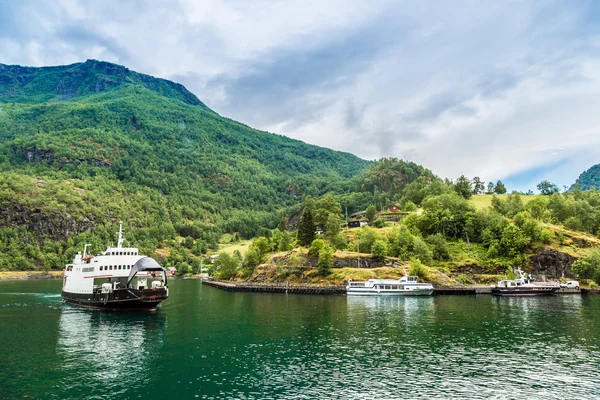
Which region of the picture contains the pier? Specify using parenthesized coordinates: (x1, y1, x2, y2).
(202, 280, 346, 295)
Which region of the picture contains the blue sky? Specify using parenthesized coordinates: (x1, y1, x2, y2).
(1, 0, 600, 192)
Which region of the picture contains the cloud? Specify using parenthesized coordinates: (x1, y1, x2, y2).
(1, 0, 600, 191)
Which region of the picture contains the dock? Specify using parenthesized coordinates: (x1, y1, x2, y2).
(202, 280, 346, 295)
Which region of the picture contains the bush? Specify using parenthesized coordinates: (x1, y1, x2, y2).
(412, 237, 433, 265)
(403, 201, 417, 212)
(455, 274, 473, 285)
(540, 228, 554, 244)
(371, 239, 388, 260)
(309, 239, 325, 257)
(318, 244, 334, 275)
(329, 233, 348, 250)
(426, 234, 450, 261)
(408, 258, 428, 279)
(372, 218, 386, 228)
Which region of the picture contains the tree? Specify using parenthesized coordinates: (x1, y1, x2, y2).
(309, 238, 325, 256)
(454, 175, 473, 199)
(297, 206, 315, 246)
(487, 182, 495, 194)
(215, 252, 239, 280)
(277, 215, 288, 232)
(318, 244, 334, 275)
(494, 180, 507, 194)
(324, 213, 342, 238)
(537, 180, 559, 195)
(365, 205, 377, 224)
(472, 177, 485, 195)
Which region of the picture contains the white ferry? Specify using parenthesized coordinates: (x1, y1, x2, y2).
(346, 275, 435, 296)
(62, 223, 169, 309)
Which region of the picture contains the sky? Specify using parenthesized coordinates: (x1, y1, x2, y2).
(1, 0, 600, 191)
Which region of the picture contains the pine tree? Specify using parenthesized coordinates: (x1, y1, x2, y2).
(297, 207, 315, 247)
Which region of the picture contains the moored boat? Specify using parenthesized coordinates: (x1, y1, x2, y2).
(491, 268, 559, 296)
(346, 275, 434, 296)
(61, 223, 169, 309)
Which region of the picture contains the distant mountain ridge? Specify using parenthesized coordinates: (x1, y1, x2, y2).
(0, 59, 208, 108)
(572, 164, 600, 191)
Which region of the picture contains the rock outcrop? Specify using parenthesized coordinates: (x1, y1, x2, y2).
(531, 247, 578, 278)
(0, 200, 95, 241)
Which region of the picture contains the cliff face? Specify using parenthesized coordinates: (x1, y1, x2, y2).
(531, 248, 578, 278)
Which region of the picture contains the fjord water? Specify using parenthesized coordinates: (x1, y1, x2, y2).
(1, 280, 599, 399)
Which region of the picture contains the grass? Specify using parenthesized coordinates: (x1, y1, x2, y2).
(218, 239, 252, 256)
(469, 194, 540, 210)
(0, 271, 63, 279)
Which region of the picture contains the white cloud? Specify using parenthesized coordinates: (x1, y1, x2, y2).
(1, 0, 600, 190)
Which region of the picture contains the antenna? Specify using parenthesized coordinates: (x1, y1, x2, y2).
(117, 221, 125, 248)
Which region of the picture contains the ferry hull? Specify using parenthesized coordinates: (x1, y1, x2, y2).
(347, 289, 434, 296)
(491, 287, 558, 297)
(62, 288, 168, 310)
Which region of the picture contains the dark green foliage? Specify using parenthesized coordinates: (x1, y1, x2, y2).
(571, 248, 600, 284)
(426, 234, 450, 261)
(454, 175, 473, 199)
(365, 205, 377, 223)
(372, 218, 386, 228)
(362, 158, 436, 198)
(297, 206, 316, 247)
(214, 252, 239, 280)
(537, 180, 559, 195)
(494, 180, 507, 194)
(472, 177, 485, 195)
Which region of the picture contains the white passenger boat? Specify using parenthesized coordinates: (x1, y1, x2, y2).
(346, 275, 435, 296)
(62, 223, 169, 309)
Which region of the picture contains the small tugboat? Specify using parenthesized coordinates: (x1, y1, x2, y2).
(491, 268, 559, 296)
(346, 274, 434, 296)
(62, 223, 169, 309)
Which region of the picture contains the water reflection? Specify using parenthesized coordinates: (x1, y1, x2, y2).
(56, 308, 167, 397)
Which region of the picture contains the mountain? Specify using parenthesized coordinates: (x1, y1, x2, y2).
(0, 59, 375, 270)
(572, 164, 600, 191)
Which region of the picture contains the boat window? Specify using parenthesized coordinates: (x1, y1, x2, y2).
(100, 266, 103, 271)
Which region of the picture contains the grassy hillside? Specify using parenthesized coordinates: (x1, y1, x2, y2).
(469, 194, 539, 210)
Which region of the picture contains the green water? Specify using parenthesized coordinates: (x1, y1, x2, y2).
(0, 280, 599, 399)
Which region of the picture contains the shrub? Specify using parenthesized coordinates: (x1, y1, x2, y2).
(540, 228, 554, 244)
(455, 274, 473, 285)
(408, 258, 428, 279)
(403, 201, 417, 212)
(329, 233, 348, 250)
(426, 234, 450, 261)
(371, 239, 388, 260)
(309, 239, 325, 257)
(372, 218, 386, 228)
(412, 237, 433, 265)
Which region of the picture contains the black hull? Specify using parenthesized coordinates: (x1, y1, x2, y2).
(62, 288, 168, 310)
(491, 287, 558, 296)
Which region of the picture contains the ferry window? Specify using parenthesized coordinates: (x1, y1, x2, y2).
(100, 266, 103, 271)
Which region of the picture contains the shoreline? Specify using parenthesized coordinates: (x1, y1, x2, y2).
(0, 271, 64, 280)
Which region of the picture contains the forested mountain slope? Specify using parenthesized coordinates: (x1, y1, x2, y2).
(0, 60, 373, 270)
(572, 164, 600, 191)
